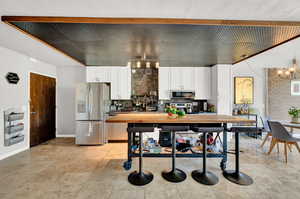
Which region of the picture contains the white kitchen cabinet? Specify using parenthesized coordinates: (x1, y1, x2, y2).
(194, 67, 211, 99)
(86, 67, 111, 82)
(181, 67, 195, 90)
(158, 67, 211, 100)
(158, 67, 171, 99)
(170, 67, 195, 91)
(86, 66, 131, 100)
(110, 66, 131, 100)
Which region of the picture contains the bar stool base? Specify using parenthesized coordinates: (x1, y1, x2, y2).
(128, 171, 153, 186)
(223, 170, 253, 186)
(191, 170, 219, 185)
(162, 168, 187, 183)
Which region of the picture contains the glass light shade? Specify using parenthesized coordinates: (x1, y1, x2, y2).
(136, 61, 141, 68)
(146, 62, 151, 68)
(132, 69, 136, 74)
(155, 62, 160, 68)
(289, 67, 295, 72)
(285, 70, 290, 75)
(127, 61, 131, 67)
(277, 70, 283, 75)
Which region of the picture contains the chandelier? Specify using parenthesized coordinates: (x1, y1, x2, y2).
(127, 53, 160, 73)
(277, 59, 298, 79)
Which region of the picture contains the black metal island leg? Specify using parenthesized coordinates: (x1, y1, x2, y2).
(220, 123, 227, 171)
(123, 124, 133, 170)
(192, 131, 219, 185)
(223, 132, 253, 185)
(162, 131, 187, 183)
(128, 132, 154, 186)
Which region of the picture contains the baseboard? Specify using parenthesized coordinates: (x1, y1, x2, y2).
(0, 146, 29, 161)
(56, 134, 75, 138)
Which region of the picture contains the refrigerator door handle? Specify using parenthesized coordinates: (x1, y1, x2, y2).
(88, 85, 91, 118)
(88, 122, 92, 136)
(89, 86, 93, 115)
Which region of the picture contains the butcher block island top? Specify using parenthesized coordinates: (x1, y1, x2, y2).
(105, 113, 255, 124)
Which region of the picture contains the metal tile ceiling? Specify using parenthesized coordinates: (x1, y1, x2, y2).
(12, 22, 300, 66)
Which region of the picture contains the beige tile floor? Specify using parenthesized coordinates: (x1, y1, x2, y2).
(0, 136, 300, 199)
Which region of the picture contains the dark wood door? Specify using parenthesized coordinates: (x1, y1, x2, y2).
(30, 73, 56, 147)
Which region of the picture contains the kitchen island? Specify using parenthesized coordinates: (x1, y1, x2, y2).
(106, 113, 254, 171)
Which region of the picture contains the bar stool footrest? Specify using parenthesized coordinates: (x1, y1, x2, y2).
(191, 170, 219, 185)
(128, 171, 154, 186)
(162, 168, 187, 183)
(223, 170, 253, 186)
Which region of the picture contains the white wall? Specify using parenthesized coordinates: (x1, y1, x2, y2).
(0, 46, 57, 160)
(232, 37, 300, 117)
(232, 62, 266, 116)
(210, 64, 232, 115)
(56, 66, 86, 136)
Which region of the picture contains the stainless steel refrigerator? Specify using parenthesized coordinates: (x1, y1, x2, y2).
(75, 83, 110, 145)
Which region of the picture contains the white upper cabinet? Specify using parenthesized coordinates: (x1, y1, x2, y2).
(194, 67, 211, 99)
(86, 66, 131, 100)
(159, 67, 171, 100)
(118, 66, 131, 100)
(86, 67, 111, 82)
(158, 67, 211, 100)
(180, 67, 195, 90)
(170, 67, 195, 91)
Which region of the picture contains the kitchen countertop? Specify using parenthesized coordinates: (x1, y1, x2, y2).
(106, 113, 254, 124)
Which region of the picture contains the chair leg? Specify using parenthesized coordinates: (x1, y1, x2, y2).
(277, 143, 280, 154)
(294, 142, 300, 153)
(284, 142, 288, 164)
(287, 144, 292, 152)
(260, 134, 270, 148)
(268, 138, 276, 155)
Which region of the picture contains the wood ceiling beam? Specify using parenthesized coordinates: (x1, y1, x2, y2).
(3, 16, 300, 27)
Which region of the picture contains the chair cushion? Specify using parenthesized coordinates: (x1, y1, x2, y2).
(230, 126, 260, 133)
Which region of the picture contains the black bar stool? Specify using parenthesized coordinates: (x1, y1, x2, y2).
(127, 127, 155, 186)
(223, 127, 253, 185)
(191, 127, 224, 185)
(161, 126, 190, 183)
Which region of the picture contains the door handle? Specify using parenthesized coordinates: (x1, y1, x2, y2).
(30, 112, 36, 114)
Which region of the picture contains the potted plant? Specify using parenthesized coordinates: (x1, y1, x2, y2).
(165, 106, 186, 119)
(288, 107, 300, 123)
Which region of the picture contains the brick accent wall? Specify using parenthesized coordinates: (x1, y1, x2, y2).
(131, 68, 158, 96)
(268, 69, 300, 121)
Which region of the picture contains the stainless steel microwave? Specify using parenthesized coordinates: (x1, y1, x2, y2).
(171, 91, 195, 99)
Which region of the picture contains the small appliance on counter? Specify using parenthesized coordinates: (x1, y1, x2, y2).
(191, 100, 209, 113)
(170, 102, 193, 114)
(75, 83, 110, 145)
